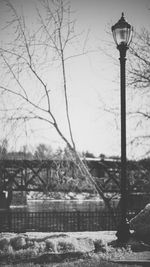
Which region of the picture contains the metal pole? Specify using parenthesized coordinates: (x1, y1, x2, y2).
(116, 44, 131, 243)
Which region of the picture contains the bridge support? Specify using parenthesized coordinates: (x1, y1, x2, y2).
(11, 191, 27, 206)
(0, 192, 8, 209)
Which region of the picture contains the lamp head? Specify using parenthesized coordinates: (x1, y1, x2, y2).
(111, 13, 133, 48)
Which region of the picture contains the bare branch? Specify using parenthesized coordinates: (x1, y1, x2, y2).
(1, 53, 28, 99)
(0, 85, 48, 113)
(0, 0, 118, 221)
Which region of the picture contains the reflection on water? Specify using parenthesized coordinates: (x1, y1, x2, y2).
(11, 198, 119, 212)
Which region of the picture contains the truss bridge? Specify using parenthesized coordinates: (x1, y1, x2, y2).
(0, 159, 121, 193)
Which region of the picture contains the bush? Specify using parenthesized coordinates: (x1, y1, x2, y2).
(57, 241, 75, 253)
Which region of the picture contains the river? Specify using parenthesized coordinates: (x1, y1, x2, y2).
(10, 192, 120, 212)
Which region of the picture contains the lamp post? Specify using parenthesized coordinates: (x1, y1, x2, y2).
(111, 13, 133, 243)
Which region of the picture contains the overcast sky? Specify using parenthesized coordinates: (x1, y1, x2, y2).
(0, 0, 150, 159)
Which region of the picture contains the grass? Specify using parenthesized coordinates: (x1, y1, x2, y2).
(3, 259, 144, 267)
(1, 252, 145, 267)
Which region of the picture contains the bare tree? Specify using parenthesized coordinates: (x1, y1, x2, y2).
(127, 27, 150, 157)
(129, 29, 150, 90)
(0, 0, 118, 223)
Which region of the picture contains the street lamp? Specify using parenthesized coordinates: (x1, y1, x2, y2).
(111, 13, 133, 243)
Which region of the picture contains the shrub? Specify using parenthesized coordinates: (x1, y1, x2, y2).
(57, 241, 75, 253)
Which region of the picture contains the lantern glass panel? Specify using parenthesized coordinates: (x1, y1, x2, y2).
(114, 28, 128, 45)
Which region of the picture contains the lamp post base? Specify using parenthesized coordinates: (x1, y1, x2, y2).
(116, 219, 131, 244)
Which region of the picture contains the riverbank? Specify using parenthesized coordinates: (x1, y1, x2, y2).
(27, 192, 101, 201)
(26, 191, 119, 201)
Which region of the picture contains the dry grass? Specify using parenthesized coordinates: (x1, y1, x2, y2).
(1, 248, 145, 267)
(3, 257, 144, 267)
